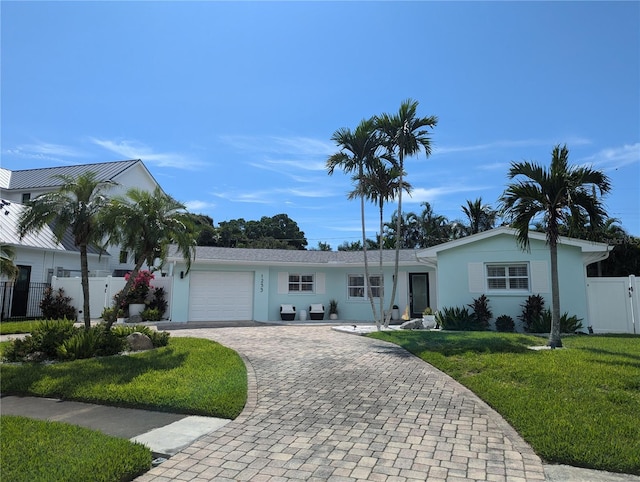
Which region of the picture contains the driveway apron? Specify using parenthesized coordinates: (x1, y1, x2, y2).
(137, 325, 546, 482)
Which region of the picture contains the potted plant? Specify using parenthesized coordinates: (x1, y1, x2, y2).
(422, 307, 436, 328)
(123, 270, 154, 317)
(329, 299, 339, 320)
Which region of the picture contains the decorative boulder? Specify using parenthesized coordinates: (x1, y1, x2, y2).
(126, 332, 154, 351)
(400, 318, 424, 330)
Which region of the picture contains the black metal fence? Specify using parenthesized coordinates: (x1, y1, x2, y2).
(0, 282, 50, 322)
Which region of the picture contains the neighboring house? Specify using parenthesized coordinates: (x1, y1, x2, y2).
(167, 247, 436, 323)
(0, 159, 162, 284)
(415, 227, 610, 331)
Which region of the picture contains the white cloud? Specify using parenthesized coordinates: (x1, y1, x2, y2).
(91, 138, 203, 170)
(221, 135, 334, 157)
(184, 200, 217, 212)
(435, 137, 592, 156)
(4, 141, 85, 163)
(580, 143, 640, 171)
(404, 185, 489, 204)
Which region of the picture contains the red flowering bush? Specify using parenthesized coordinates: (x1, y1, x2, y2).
(123, 270, 155, 305)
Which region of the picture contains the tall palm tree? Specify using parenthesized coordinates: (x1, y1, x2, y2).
(461, 197, 496, 235)
(499, 144, 611, 348)
(0, 245, 19, 280)
(101, 187, 196, 329)
(18, 172, 115, 328)
(352, 159, 411, 327)
(375, 99, 437, 317)
(418, 202, 451, 247)
(327, 118, 383, 324)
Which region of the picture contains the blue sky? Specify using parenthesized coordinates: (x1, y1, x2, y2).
(2, 1, 639, 248)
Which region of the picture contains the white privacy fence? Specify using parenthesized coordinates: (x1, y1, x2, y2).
(51, 275, 173, 321)
(586, 275, 638, 334)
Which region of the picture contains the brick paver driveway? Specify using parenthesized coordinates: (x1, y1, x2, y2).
(138, 325, 545, 481)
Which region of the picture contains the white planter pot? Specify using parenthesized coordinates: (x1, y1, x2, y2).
(128, 303, 146, 317)
(391, 309, 400, 321)
(423, 314, 437, 329)
(329, 313, 338, 320)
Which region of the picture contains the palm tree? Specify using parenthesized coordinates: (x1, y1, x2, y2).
(18, 172, 115, 328)
(499, 144, 611, 347)
(418, 202, 451, 247)
(375, 99, 437, 318)
(327, 118, 383, 324)
(0, 245, 19, 280)
(101, 187, 196, 329)
(461, 197, 496, 235)
(352, 158, 411, 326)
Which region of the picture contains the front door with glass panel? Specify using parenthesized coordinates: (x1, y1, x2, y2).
(409, 273, 430, 318)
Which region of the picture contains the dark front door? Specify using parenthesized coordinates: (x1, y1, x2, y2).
(11, 265, 32, 317)
(409, 272, 430, 319)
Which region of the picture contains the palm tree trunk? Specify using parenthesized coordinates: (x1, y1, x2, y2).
(80, 244, 91, 329)
(360, 187, 378, 327)
(378, 201, 385, 328)
(548, 241, 562, 348)
(387, 153, 403, 328)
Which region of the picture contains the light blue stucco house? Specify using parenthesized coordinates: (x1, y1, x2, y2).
(167, 247, 435, 323)
(415, 227, 610, 331)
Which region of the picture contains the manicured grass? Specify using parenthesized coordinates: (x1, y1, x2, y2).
(1, 336, 247, 419)
(368, 330, 640, 475)
(1, 415, 152, 482)
(0, 320, 42, 334)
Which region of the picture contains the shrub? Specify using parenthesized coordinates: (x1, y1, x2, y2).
(100, 306, 124, 320)
(3, 336, 42, 362)
(527, 308, 584, 333)
(468, 294, 492, 329)
(148, 287, 168, 317)
(111, 325, 170, 348)
(31, 319, 78, 358)
(519, 294, 545, 332)
(141, 307, 162, 322)
(39, 287, 77, 320)
(435, 306, 486, 331)
(57, 327, 104, 361)
(495, 314, 515, 332)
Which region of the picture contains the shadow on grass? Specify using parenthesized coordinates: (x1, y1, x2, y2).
(370, 331, 544, 357)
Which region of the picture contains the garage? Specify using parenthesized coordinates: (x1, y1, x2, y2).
(188, 271, 254, 321)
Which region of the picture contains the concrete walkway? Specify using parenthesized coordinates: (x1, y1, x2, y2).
(138, 325, 546, 482)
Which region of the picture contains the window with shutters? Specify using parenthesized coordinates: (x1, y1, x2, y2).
(486, 264, 529, 291)
(288, 273, 314, 293)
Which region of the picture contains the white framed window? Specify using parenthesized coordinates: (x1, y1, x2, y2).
(348, 274, 383, 299)
(486, 263, 529, 291)
(119, 250, 129, 264)
(288, 273, 314, 293)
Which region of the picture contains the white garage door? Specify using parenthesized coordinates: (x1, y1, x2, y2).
(189, 271, 254, 322)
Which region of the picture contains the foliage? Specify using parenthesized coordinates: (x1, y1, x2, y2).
(435, 306, 486, 331)
(329, 299, 338, 314)
(1, 337, 247, 419)
(461, 197, 497, 235)
(468, 294, 492, 329)
(100, 306, 124, 320)
(0, 242, 18, 279)
(3, 320, 78, 362)
(39, 287, 77, 321)
(2, 322, 167, 362)
(422, 307, 433, 315)
(368, 331, 640, 475)
(495, 314, 515, 332)
(213, 214, 308, 249)
(123, 270, 154, 304)
(588, 235, 640, 277)
(1, 416, 152, 482)
(519, 294, 546, 332)
(141, 307, 162, 321)
(148, 286, 168, 317)
(527, 308, 584, 334)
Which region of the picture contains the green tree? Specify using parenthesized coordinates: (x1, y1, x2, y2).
(0, 244, 18, 280)
(18, 172, 115, 328)
(327, 118, 383, 324)
(419, 202, 452, 247)
(461, 197, 496, 235)
(499, 144, 611, 348)
(190, 214, 219, 246)
(375, 99, 437, 317)
(101, 187, 196, 329)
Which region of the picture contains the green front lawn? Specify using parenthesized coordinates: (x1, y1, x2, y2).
(369, 330, 640, 475)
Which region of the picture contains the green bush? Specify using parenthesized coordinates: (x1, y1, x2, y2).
(3, 335, 42, 362)
(57, 327, 104, 361)
(148, 287, 168, 317)
(520, 294, 545, 332)
(527, 308, 584, 333)
(2, 320, 78, 362)
(436, 306, 486, 331)
(495, 314, 515, 332)
(111, 325, 170, 348)
(468, 294, 492, 329)
(141, 307, 162, 321)
(100, 306, 124, 320)
(39, 287, 77, 320)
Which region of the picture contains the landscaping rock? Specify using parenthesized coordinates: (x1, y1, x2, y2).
(126, 332, 154, 351)
(400, 318, 424, 330)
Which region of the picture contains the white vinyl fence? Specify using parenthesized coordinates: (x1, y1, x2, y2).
(586, 275, 638, 334)
(51, 275, 173, 321)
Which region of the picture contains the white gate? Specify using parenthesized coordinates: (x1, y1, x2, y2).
(51, 275, 173, 321)
(586, 275, 638, 334)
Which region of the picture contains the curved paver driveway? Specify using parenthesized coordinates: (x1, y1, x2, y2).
(138, 326, 545, 482)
